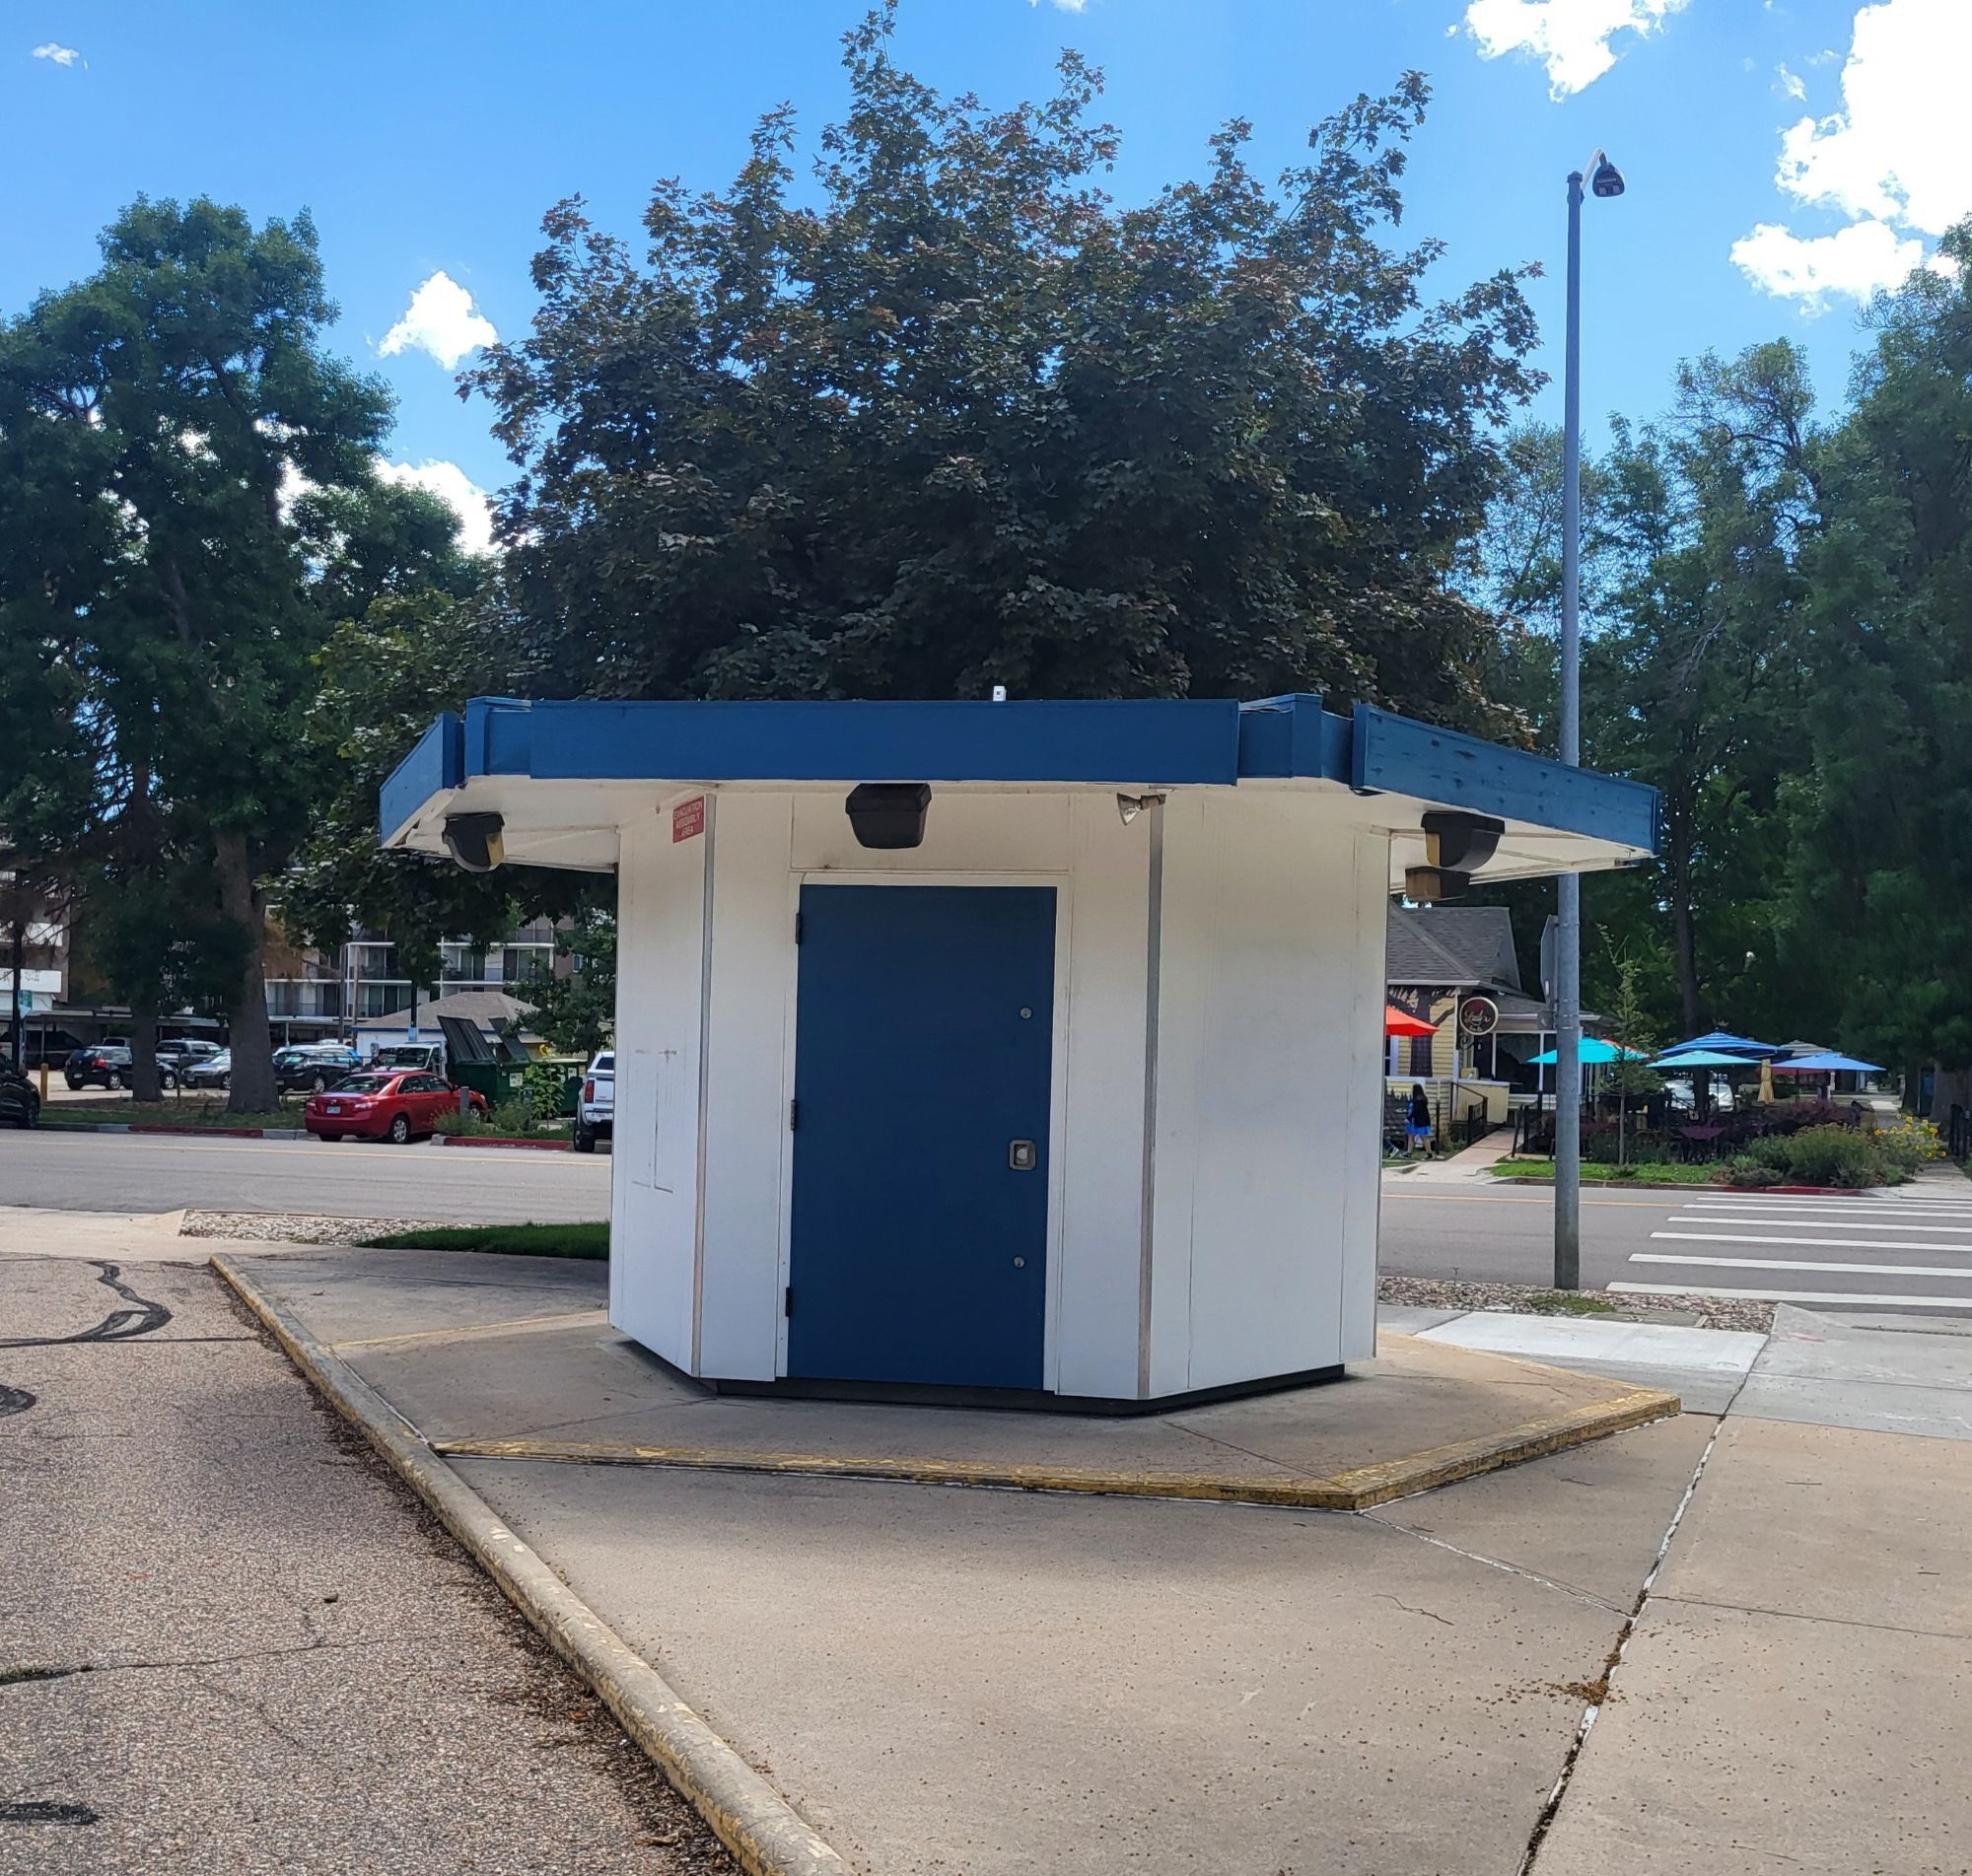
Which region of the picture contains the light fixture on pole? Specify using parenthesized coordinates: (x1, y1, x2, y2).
(1555, 148, 1624, 1292)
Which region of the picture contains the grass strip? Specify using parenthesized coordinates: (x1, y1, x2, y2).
(358, 1221, 609, 1260)
(1489, 1159, 1720, 1185)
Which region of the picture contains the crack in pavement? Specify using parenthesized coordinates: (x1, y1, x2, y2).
(1, 1635, 408, 1684)
(1356, 1513, 1629, 1617)
(0, 1261, 175, 1421)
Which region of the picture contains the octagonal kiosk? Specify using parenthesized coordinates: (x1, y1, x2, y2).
(382, 694, 1656, 1408)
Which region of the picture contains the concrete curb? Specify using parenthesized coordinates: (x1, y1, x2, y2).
(210, 1252, 848, 1876)
(431, 1378, 1681, 1512)
(40, 1120, 311, 1140)
(41, 1120, 573, 1150)
(1487, 1175, 1904, 1196)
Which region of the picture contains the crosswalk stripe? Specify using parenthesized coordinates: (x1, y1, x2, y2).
(1683, 1199, 1972, 1216)
(1608, 1283, 1972, 1309)
(1668, 1213, 1972, 1234)
(1634, 1252, 1972, 1280)
(1651, 1230, 1972, 1254)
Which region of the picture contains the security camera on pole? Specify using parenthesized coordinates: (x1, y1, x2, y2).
(1555, 148, 1624, 1291)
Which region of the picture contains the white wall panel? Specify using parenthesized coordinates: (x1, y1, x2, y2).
(698, 793, 798, 1380)
(608, 803, 707, 1369)
(1154, 792, 1373, 1392)
(1052, 793, 1153, 1399)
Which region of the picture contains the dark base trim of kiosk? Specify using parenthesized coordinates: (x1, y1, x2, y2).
(707, 1362, 1348, 1418)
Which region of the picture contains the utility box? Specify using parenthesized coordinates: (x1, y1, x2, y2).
(383, 695, 1656, 1407)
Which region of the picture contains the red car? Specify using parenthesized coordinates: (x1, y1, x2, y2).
(304, 1071, 487, 1145)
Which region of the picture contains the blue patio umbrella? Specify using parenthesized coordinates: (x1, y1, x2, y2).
(1664, 1029, 1782, 1058)
(1527, 1039, 1651, 1066)
(1651, 1048, 1756, 1070)
(1773, 1051, 1883, 1075)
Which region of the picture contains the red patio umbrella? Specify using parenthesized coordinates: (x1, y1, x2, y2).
(1384, 1006, 1437, 1038)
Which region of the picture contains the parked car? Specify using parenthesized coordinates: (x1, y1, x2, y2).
(272, 1045, 361, 1094)
(574, 1050, 614, 1153)
(158, 1039, 222, 1073)
(180, 1048, 232, 1089)
(65, 1044, 183, 1091)
(367, 1042, 447, 1077)
(0, 1060, 39, 1128)
(304, 1071, 487, 1145)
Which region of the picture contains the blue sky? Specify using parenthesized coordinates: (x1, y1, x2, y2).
(8, 1, 1961, 547)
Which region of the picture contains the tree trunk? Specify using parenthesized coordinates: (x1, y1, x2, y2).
(214, 830, 276, 1114)
(128, 1006, 163, 1103)
(8, 919, 23, 1070)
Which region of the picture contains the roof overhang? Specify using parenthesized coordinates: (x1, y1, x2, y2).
(381, 693, 1659, 889)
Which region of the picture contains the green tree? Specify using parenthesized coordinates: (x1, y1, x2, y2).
(0, 198, 392, 1111)
(1776, 227, 1972, 1088)
(522, 907, 616, 1058)
(468, 9, 1541, 727)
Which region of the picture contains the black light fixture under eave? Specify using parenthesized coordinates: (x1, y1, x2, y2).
(442, 812, 506, 873)
(845, 783, 932, 850)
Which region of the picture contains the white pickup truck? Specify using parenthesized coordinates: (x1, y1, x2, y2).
(574, 1050, 613, 1152)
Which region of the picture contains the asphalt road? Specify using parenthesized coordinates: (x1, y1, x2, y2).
(1381, 1176, 1972, 1314)
(0, 1128, 609, 1222)
(0, 1248, 727, 1874)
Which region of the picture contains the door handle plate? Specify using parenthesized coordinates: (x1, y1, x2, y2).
(1008, 1140, 1037, 1171)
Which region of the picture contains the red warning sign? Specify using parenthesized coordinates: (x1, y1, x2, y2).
(671, 796, 706, 843)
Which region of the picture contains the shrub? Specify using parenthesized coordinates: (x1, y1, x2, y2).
(1876, 1114, 1945, 1170)
(1775, 1124, 1898, 1189)
(1714, 1155, 1782, 1189)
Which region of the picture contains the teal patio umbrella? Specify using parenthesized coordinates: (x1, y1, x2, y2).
(1527, 1039, 1650, 1066)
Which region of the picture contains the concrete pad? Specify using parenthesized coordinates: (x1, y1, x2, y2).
(1478, 1354, 1745, 1416)
(1421, 1310, 1766, 1374)
(233, 1248, 1678, 1510)
(1729, 1373, 1972, 1441)
(1654, 1417, 1972, 1637)
(1375, 1412, 1715, 1611)
(1737, 1303, 1972, 1439)
(455, 1454, 1636, 1876)
(1533, 1600, 1972, 1875)
(226, 1247, 607, 1345)
(1375, 1304, 1468, 1335)
(435, 1334, 1678, 1510)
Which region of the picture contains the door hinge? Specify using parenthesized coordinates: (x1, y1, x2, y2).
(784, 1285, 794, 1317)
(794, 911, 804, 944)
(789, 1096, 800, 1131)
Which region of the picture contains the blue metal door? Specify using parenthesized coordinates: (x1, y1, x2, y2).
(788, 884, 1056, 1388)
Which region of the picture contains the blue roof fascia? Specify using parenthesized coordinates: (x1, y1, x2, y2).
(379, 712, 463, 843)
(1351, 705, 1659, 852)
(458, 696, 1245, 786)
(1234, 694, 1353, 782)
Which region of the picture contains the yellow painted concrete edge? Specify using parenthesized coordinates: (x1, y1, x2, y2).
(431, 1384, 1681, 1511)
(209, 1252, 847, 1876)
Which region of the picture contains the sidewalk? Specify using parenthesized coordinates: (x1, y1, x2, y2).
(208, 1244, 1702, 1874)
(63, 1224, 1972, 1875)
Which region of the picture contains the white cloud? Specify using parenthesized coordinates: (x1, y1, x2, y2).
(1729, 218, 1925, 307)
(374, 457, 496, 557)
(1462, 0, 1687, 98)
(378, 271, 497, 372)
(1027, 0, 1088, 10)
(31, 41, 83, 67)
(1735, 0, 1972, 304)
(1776, 62, 1806, 101)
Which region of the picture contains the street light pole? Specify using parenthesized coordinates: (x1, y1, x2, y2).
(1554, 151, 1623, 1290)
(1555, 166, 1585, 1290)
